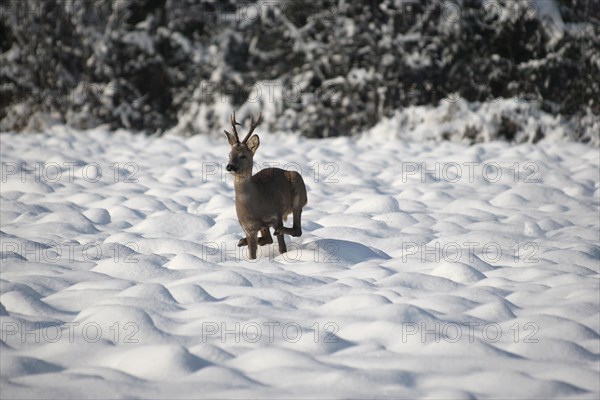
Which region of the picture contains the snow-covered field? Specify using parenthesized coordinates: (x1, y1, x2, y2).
(1, 126, 599, 399)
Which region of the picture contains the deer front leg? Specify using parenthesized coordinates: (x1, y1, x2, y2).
(245, 230, 259, 260)
(277, 234, 287, 254)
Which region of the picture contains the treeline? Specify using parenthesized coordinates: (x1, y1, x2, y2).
(1, 0, 598, 142)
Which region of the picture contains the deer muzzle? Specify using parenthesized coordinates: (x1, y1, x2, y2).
(226, 164, 238, 172)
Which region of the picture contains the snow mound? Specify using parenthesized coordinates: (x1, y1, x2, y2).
(431, 262, 487, 284)
(1, 128, 598, 398)
(103, 344, 210, 380)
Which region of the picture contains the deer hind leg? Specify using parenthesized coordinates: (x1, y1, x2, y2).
(281, 176, 307, 237)
(259, 227, 273, 245)
(281, 189, 305, 237)
(273, 174, 306, 240)
(238, 228, 273, 247)
(272, 216, 288, 254)
(281, 208, 302, 237)
(274, 210, 301, 237)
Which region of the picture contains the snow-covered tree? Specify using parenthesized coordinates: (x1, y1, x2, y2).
(1, 0, 598, 143)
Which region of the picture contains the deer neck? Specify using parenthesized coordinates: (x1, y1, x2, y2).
(233, 169, 254, 191)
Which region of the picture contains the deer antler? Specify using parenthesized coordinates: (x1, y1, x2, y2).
(224, 112, 242, 144)
(230, 112, 242, 143)
(242, 112, 262, 144)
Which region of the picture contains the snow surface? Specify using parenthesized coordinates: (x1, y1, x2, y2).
(1, 125, 599, 399)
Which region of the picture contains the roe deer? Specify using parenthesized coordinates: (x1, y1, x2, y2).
(224, 112, 307, 260)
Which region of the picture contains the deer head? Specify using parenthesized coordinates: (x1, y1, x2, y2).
(224, 112, 262, 175)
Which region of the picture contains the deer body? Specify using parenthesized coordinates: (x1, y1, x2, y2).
(224, 113, 307, 259)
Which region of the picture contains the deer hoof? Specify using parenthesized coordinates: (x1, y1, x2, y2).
(259, 237, 273, 246)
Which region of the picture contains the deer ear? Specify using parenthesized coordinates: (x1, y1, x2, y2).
(247, 135, 260, 153)
(224, 130, 237, 147)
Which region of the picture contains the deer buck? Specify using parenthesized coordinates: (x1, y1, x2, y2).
(224, 112, 308, 260)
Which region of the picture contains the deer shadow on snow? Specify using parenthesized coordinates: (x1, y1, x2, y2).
(287, 238, 391, 266)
